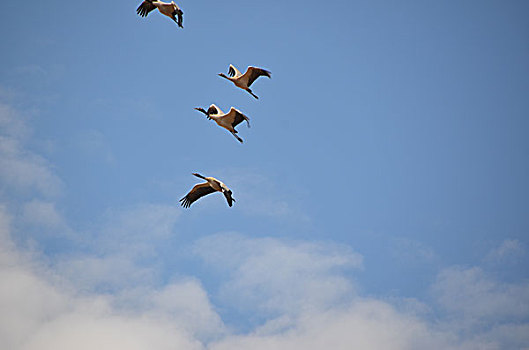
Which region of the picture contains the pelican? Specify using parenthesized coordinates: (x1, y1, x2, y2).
(180, 173, 235, 208)
(218, 65, 271, 99)
(194, 104, 250, 143)
(136, 0, 183, 28)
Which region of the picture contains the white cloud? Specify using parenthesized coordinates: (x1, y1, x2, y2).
(194, 232, 363, 317)
(22, 312, 204, 350)
(209, 299, 457, 350)
(0, 102, 62, 197)
(485, 239, 525, 264)
(22, 199, 66, 229)
(432, 266, 529, 324)
(0, 102, 28, 140)
(54, 254, 157, 292)
(2, 202, 529, 350)
(0, 205, 213, 350)
(0, 205, 70, 350)
(144, 279, 227, 341)
(0, 204, 15, 254)
(0, 136, 62, 197)
(430, 265, 529, 349)
(194, 232, 529, 349)
(53, 203, 182, 292)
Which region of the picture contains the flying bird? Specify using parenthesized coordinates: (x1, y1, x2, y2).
(180, 173, 235, 208)
(218, 65, 271, 99)
(194, 104, 250, 143)
(136, 0, 183, 28)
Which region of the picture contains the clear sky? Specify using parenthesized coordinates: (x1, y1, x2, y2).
(1, 0, 528, 348)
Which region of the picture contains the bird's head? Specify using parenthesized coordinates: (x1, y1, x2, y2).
(225, 190, 235, 207)
(194, 107, 210, 119)
(218, 73, 229, 79)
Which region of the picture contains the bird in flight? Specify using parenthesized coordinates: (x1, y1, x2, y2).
(180, 173, 235, 208)
(136, 0, 183, 28)
(218, 65, 271, 99)
(194, 104, 250, 143)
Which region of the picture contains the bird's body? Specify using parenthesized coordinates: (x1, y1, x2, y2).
(218, 65, 271, 99)
(180, 173, 235, 208)
(137, 0, 183, 28)
(195, 104, 250, 143)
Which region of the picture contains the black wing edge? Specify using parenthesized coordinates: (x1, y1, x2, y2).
(247, 68, 272, 87)
(179, 185, 216, 208)
(136, 0, 155, 17)
(233, 111, 251, 128)
(228, 66, 236, 77)
(179, 196, 192, 208)
(259, 68, 272, 78)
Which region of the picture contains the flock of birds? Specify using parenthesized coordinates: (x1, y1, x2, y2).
(136, 0, 271, 209)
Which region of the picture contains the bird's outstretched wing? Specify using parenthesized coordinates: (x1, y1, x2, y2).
(223, 190, 235, 207)
(244, 67, 271, 87)
(228, 64, 242, 78)
(180, 183, 216, 208)
(137, 0, 156, 17)
(221, 108, 250, 128)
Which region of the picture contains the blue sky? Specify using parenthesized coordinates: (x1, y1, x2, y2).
(1, 0, 529, 348)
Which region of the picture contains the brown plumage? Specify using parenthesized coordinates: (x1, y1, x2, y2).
(136, 0, 183, 28)
(194, 104, 250, 143)
(180, 173, 235, 208)
(218, 65, 271, 99)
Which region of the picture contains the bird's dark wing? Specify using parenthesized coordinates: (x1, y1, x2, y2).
(137, 0, 156, 17)
(207, 105, 219, 115)
(173, 6, 183, 28)
(234, 110, 250, 128)
(224, 108, 250, 128)
(179, 183, 216, 208)
(223, 190, 235, 207)
(245, 67, 271, 87)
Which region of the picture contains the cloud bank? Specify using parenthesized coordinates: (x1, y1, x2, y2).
(2, 206, 529, 349)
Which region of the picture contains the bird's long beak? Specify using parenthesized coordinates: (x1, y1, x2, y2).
(194, 107, 208, 117)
